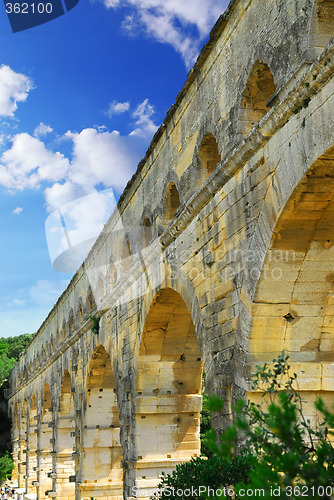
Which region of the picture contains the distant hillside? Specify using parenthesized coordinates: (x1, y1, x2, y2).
(0, 333, 34, 454)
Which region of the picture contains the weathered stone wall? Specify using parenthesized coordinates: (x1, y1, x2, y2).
(8, 0, 334, 498)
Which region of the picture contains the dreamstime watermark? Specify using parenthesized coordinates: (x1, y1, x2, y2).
(4, 0, 80, 33)
(45, 188, 299, 310)
(186, 247, 297, 284)
(45, 188, 166, 310)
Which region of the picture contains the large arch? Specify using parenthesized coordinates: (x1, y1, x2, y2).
(80, 345, 122, 499)
(134, 288, 203, 495)
(40, 384, 53, 498)
(56, 370, 76, 500)
(247, 146, 334, 423)
(27, 394, 38, 495)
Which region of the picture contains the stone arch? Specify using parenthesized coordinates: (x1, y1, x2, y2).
(239, 60, 276, 136)
(86, 287, 96, 313)
(40, 383, 53, 497)
(120, 234, 132, 275)
(27, 394, 38, 495)
(61, 322, 66, 341)
(78, 299, 84, 325)
(309, 0, 334, 58)
(163, 182, 181, 223)
(141, 216, 153, 249)
(134, 287, 203, 494)
(81, 345, 122, 498)
(196, 133, 221, 186)
(56, 369, 76, 500)
(240, 146, 334, 424)
(69, 311, 74, 333)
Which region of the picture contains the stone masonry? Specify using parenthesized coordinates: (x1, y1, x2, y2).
(7, 0, 334, 498)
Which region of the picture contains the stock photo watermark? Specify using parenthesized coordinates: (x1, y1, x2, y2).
(45, 188, 299, 310)
(134, 485, 334, 498)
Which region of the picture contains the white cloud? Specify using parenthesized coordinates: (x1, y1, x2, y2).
(12, 206, 23, 215)
(34, 122, 53, 137)
(0, 133, 70, 190)
(100, 0, 228, 67)
(0, 65, 33, 117)
(0, 98, 156, 197)
(11, 299, 25, 306)
(65, 127, 139, 192)
(0, 98, 158, 269)
(130, 98, 158, 139)
(106, 100, 130, 117)
(29, 279, 70, 306)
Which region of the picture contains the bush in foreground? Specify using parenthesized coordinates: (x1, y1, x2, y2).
(0, 452, 13, 482)
(154, 353, 334, 500)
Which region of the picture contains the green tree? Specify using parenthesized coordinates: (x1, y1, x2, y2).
(0, 332, 35, 474)
(154, 353, 334, 500)
(0, 452, 14, 481)
(204, 353, 334, 499)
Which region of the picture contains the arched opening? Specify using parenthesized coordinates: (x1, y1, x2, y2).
(310, 0, 334, 57)
(87, 288, 96, 313)
(142, 217, 153, 249)
(27, 395, 38, 495)
(81, 345, 122, 498)
(56, 370, 76, 500)
(40, 384, 53, 497)
(135, 288, 203, 495)
(121, 236, 132, 273)
(240, 61, 276, 136)
(69, 313, 74, 333)
(163, 183, 181, 223)
(248, 146, 334, 425)
(198, 134, 221, 184)
(79, 303, 84, 323)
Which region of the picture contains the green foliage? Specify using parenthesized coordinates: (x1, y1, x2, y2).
(155, 353, 334, 500)
(200, 392, 212, 457)
(0, 333, 34, 385)
(154, 454, 252, 500)
(204, 352, 334, 499)
(0, 333, 34, 457)
(0, 356, 16, 388)
(0, 452, 13, 481)
(86, 315, 100, 335)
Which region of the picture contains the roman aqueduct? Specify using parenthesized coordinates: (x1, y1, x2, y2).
(7, 0, 334, 498)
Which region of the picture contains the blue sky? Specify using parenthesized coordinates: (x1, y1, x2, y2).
(0, 0, 228, 338)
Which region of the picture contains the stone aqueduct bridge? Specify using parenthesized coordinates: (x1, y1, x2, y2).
(8, 0, 334, 498)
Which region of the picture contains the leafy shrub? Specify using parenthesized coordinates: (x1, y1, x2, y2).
(204, 353, 334, 499)
(0, 452, 13, 481)
(155, 453, 252, 500)
(154, 353, 334, 500)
